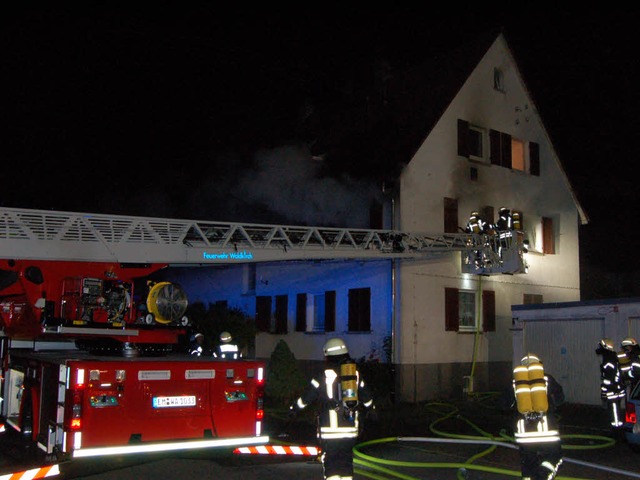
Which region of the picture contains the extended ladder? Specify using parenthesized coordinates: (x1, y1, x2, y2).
(0, 207, 527, 274)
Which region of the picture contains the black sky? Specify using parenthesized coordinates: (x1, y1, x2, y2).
(3, 7, 639, 271)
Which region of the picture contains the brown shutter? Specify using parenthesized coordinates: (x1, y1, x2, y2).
(490, 130, 501, 165)
(444, 197, 459, 233)
(296, 293, 307, 332)
(482, 290, 496, 332)
(445, 288, 459, 331)
(529, 142, 540, 176)
(542, 217, 555, 254)
(457, 119, 469, 157)
(255, 296, 272, 332)
(325, 290, 336, 332)
(502, 132, 512, 169)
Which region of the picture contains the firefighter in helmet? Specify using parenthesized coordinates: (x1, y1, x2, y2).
(465, 211, 490, 269)
(289, 338, 375, 480)
(188, 332, 204, 356)
(214, 331, 240, 359)
(620, 337, 640, 391)
(512, 353, 563, 480)
(596, 338, 626, 429)
(496, 207, 514, 262)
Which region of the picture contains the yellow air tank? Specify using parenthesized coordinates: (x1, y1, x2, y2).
(527, 360, 548, 413)
(513, 364, 533, 414)
(340, 360, 358, 409)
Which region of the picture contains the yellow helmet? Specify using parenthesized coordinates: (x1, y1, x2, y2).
(599, 338, 615, 351)
(323, 338, 348, 356)
(521, 353, 540, 365)
(622, 337, 638, 348)
(219, 331, 232, 343)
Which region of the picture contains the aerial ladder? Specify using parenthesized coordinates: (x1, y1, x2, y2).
(0, 206, 526, 268)
(0, 206, 527, 348)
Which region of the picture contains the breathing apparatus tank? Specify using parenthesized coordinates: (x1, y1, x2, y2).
(513, 364, 533, 414)
(514, 353, 548, 415)
(340, 360, 358, 420)
(527, 359, 548, 413)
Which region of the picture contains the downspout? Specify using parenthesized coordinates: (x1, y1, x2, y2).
(467, 274, 482, 395)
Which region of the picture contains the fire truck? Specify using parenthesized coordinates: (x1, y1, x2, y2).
(0, 206, 526, 475)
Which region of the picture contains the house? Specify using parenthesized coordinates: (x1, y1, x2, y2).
(160, 30, 588, 403)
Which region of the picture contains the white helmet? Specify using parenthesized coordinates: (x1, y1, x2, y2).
(220, 331, 232, 343)
(323, 338, 348, 356)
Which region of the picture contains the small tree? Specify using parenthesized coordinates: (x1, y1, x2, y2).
(264, 339, 308, 409)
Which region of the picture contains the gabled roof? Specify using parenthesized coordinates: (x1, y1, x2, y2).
(310, 28, 588, 224)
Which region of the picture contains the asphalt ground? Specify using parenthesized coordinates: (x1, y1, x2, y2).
(1, 398, 639, 479)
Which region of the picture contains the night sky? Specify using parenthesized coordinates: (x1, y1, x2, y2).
(3, 7, 639, 274)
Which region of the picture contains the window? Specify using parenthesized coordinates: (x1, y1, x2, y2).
(445, 288, 495, 332)
(493, 67, 505, 92)
(523, 294, 543, 304)
(296, 291, 336, 332)
(348, 287, 371, 332)
(444, 197, 458, 234)
(255, 295, 288, 333)
(457, 120, 487, 162)
(490, 129, 512, 168)
(468, 125, 487, 161)
(511, 138, 525, 171)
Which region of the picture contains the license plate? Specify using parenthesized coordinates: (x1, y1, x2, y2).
(152, 395, 196, 408)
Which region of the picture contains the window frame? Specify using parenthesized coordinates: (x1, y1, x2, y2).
(445, 287, 496, 333)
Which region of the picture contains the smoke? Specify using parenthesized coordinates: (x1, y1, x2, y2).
(186, 145, 382, 227)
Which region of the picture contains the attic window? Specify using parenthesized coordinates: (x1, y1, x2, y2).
(493, 68, 505, 92)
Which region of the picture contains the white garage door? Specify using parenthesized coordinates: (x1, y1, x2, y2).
(524, 318, 604, 405)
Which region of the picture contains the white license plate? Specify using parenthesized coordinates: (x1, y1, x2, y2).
(152, 395, 197, 408)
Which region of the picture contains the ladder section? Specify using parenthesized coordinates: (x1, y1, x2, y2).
(0, 207, 491, 264)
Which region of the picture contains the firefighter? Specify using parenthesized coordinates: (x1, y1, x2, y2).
(595, 338, 626, 429)
(465, 211, 489, 268)
(188, 332, 204, 356)
(512, 353, 563, 480)
(214, 331, 240, 359)
(620, 337, 640, 390)
(496, 207, 513, 262)
(289, 338, 375, 480)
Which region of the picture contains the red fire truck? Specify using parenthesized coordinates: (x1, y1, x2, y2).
(0, 206, 526, 475)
